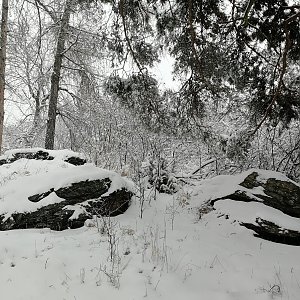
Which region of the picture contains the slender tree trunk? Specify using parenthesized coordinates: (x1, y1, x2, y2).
(0, 0, 9, 153)
(26, 94, 41, 147)
(45, 0, 74, 149)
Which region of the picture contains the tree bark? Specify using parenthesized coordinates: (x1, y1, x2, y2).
(45, 0, 74, 149)
(0, 0, 9, 153)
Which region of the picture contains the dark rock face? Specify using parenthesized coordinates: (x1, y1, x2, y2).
(211, 171, 300, 246)
(55, 179, 112, 201)
(242, 219, 300, 246)
(64, 156, 87, 166)
(0, 178, 133, 231)
(239, 172, 300, 218)
(85, 188, 132, 216)
(0, 203, 83, 231)
(0, 150, 86, 166)
(28, 190, 54, 203)
(28, 178, 112, 204)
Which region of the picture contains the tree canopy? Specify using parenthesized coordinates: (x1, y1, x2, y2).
(104, 0, 300, 135)
(1, 0, 300, 154)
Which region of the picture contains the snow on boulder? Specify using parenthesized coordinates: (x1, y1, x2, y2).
(0, 149, 134, 231)
(0, 148, 87, 166)
(199, 169, 300, 245)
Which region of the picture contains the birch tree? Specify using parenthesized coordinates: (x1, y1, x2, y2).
(0, 0, 8, 153)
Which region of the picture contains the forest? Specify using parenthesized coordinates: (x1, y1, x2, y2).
(0, 1, 299, 299)
(0, 0, 298, 181)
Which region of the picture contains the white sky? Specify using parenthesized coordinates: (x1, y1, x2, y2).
(152, 54, 180, 90)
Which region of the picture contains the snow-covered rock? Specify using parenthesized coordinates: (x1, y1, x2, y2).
(0, 148, 87, 166)
(0, 149, 134, 231)
(202, 169, 300, 245)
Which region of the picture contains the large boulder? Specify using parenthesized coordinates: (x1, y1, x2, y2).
(207, 170, 300, 246)
(0, 149, 134, 231)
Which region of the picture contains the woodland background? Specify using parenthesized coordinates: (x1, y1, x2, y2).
(0, 0, 299, 183)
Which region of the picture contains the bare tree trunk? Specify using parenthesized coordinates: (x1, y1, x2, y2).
(0, 0, 9, 153)
(45, 0, 74, 149)
(26, 93, 42, 147)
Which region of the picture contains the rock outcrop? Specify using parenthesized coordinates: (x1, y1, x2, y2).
(210, 170, 300, 246)
(0, 179, 132, 231)
(0, 149, 133, 231)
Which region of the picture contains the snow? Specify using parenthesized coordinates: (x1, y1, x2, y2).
(1, 193, 299, 300)
(214, 200, 300, 231)
(0, 158, 299, 300)
(254, 169, 298, 184)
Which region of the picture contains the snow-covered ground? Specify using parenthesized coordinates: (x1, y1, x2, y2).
(0, 156, 299, 300)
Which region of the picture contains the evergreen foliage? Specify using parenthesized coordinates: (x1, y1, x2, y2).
(104, 0, 300, 131)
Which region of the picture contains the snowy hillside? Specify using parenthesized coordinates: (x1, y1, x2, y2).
(0, 151, 299, 300)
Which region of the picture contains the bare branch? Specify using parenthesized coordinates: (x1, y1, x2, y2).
(34, 0, 58, 23)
